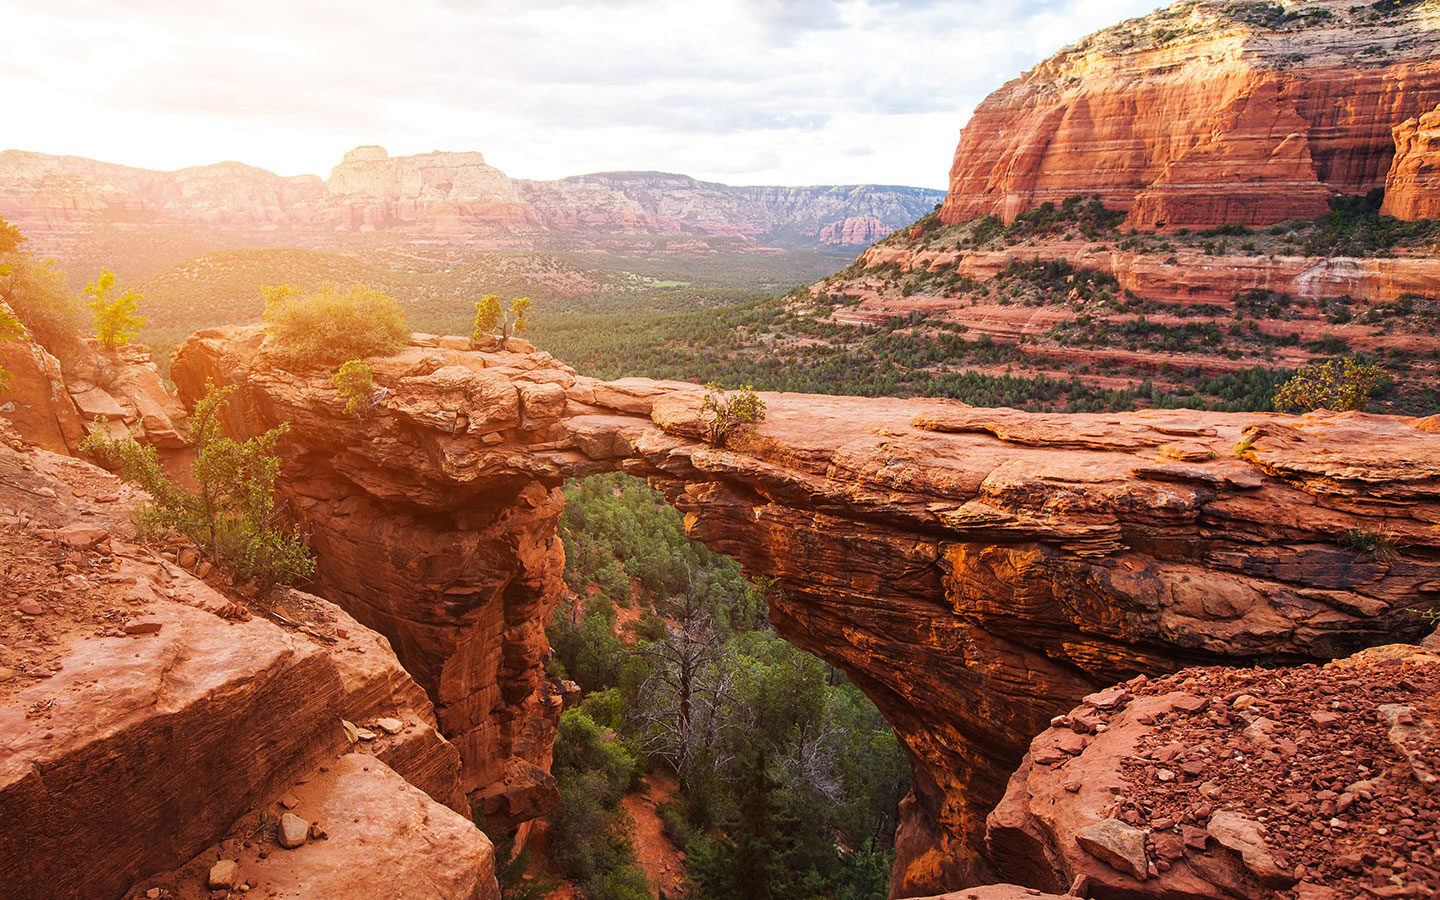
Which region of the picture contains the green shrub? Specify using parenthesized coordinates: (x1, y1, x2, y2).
(84, 269, 146, 350)
(1339, 527, 1400, 561)
(699, 382, 767, 447)
(331, 359, 376, 416)
(80, 382, 315, 595)
(1273, 358, 1393, 412)
(262, 283, 408, 368)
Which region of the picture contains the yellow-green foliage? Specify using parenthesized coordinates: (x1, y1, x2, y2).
(262, 283, 409, 368)
(472, 294, 532, 344)
(1273, 357, 1393, 413)
(0, 215, 83, 362)
(699, 382, 766, 447)
(85, 269, 147, 351)
(331, 359, 375, 416)
(0, 303, 25, 391)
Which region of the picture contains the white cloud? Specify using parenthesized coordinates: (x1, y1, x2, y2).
(0, 0, 1160, 187)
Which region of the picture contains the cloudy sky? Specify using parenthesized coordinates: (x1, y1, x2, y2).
(4, 0, 1158, 188)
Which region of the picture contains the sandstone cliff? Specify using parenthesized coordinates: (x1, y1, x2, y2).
(938, 0, 1440, 229)
(1383, 102, 1440, 220)
(0, 423, 497, 900)
(0, 304, 190, 456)
(172, 328, 1440, 896)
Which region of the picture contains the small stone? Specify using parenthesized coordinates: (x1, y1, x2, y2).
(17, 599, 42, 616)
(52, 523, 109, 550)
(1309, 710, 1341, 727)
(146, 890, 162, 899)
(375, 717, 405, 735)
(308, 822, 328, 840)
(1083, 687, 1130, 710)
(1208, 810, 1295, 888)
(278, 812, 309, 849)
(124, 620, 163, 635)
(278, 793, 299, 810)
(354, 727, 378, 741)
(1232, 694, 1259, 709)
(195, 561, 214, 579)
(1076, 818, 1149, 880)
(178, 547, 199, 569)
(209, 859, 240, 890)
(1172, 694, 1208, 713)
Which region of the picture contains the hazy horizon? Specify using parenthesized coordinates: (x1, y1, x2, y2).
(5, 0, 1159, 190)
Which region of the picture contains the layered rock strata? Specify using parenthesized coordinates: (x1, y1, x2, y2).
(0, 146, 943, 248)
(172, 328, 1440, 895)
(938, 0, 1440, 228)
(1382, 103, 1440, 220)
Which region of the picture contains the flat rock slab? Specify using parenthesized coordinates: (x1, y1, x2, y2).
(125, 755, 497, 900)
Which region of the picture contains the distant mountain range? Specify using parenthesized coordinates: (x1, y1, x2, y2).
(0, 145, 944, 252)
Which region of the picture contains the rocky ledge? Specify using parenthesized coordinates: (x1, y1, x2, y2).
(989, 640, 1440, 899)
(171, 327, 1440, 896)
(0, 425, 498, 900)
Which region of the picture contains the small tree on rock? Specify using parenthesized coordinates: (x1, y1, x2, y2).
(84, 269, 146, 351)
(1273, 357, 1392, 413)
(700, 382, 766, 447)
(80, 381, 315, 596)
(472, 294, 532, 345)
(331, 359, 376, 416)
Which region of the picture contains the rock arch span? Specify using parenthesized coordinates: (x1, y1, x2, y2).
(172, 327, 1439, 896)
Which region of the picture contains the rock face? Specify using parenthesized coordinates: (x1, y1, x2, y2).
(1383, 102, 1440, 220)
(0, 149, 323, 229)
(820, 215, 894, 245)
(0, 309, 188, 456)
(172, 327, 1440, 896)
(938, 0, 1440, 229)
(0, 430, 493, 900)
(0, 146, 943, 250)
(986, 642, 1440, 898)
(522, 172, 941, 244)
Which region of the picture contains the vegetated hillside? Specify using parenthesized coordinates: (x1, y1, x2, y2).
(521, 192, 1440, 415)
(126, 242, 851, 376)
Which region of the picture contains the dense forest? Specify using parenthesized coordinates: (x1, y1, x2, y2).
(535, 473, 908, 900)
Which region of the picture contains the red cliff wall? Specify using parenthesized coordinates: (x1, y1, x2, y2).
(1382, 102, 1440, 219)
(939, 1, 1440, 230)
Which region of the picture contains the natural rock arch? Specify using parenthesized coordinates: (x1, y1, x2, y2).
(172, 327, 1439, 895)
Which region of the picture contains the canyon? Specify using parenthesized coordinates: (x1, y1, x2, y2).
(2, 1, 1440, 897)
(161, 326, 1437, 897)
